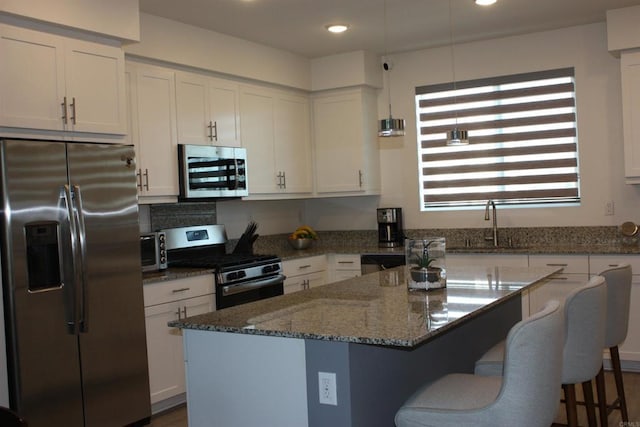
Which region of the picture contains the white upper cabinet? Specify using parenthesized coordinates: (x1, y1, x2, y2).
(175, 72, 240, 147)
(621, 51, 640, 183)
(312, 87, 380, 195)
(127, 62, 179, 200)
(240, 85, 313, 197)
(0, 24, 126, 135)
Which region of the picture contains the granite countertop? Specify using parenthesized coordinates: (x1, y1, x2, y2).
(168, 265, 560, 347)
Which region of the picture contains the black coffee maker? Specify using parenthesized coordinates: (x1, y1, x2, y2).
(377, 207, 404, 247)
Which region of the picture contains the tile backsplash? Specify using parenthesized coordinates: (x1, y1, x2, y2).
(148, 202, 217, 231)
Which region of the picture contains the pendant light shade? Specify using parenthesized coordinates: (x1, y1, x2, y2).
(447, 128, 469, 145)
(379, 117, 406, 137)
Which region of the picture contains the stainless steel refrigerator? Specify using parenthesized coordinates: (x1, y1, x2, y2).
(0, 139, 151, 426)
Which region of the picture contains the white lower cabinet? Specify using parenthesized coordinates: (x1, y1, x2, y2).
(283, 255, 327, 294)
(589, 255, 640, 365)
(328, 253, 361, 282)
(143, 275, 215, 412)
(526, 255, 589, 318)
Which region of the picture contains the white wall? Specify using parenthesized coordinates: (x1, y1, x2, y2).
(125, 13, 311, 91)
(220, 22, 640, 235)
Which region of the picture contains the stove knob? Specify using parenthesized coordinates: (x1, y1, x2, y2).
(262, 264, 275, 273)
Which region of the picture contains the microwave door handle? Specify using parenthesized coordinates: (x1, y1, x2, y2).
(72, 185, 89, 333)
(62, 185, 80, 335)
(233, 158, 240, 190)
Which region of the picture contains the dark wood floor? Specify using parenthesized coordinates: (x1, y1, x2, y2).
(149, 371, 640, 426)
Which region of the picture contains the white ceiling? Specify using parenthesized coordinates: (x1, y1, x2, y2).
(139, 0, 640, 59)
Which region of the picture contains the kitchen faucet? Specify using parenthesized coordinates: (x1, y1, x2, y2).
(484, 199, 498, 247)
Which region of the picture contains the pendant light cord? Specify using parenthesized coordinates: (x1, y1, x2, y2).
(384, 0, 393, 118)
(449, 0, 459, 128)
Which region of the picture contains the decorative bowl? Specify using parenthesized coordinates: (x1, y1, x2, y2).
(288, 238, 313, 250)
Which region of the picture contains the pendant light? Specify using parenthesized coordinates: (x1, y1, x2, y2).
(378, 0, 405, 137)
(446, 0, 469, 146)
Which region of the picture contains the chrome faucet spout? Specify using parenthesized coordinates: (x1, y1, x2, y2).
(484, 200, 498, 247)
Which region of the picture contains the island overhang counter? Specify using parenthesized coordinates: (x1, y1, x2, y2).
(170, 265, 560, 427)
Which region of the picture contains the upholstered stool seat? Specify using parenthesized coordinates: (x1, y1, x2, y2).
(395, 300, 564, 427)
(474, 276, 607, 427)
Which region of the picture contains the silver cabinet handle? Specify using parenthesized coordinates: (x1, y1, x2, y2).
(172, 287, 191, 293)
(299, 264, 311, 269)
(183, 306, 187, 318)
(143, 168, 149, 191)
(211, 120, 217, 141)
(358, 170, 363, 187)
(176, 308, 182, 320)
(70, 97, 77, 125)
(338, 261, 354, 265)
(546, 263, 568, 267)
(61, 96, 68, 124)
(136, 169, 143, 190)
(281, 171, 286, 189)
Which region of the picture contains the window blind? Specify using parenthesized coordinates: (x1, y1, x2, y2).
(415, 68, 580, 210)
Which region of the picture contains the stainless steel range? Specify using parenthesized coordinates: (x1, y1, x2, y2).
(162, 225, 285, 309)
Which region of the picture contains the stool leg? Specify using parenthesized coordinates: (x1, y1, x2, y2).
(563, 384, 579, 427)
(610, 346, 629, 421)
(581, 380, 596, 427)
(595, 366, 608, 427)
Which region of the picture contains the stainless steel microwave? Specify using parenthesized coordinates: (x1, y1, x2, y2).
(140, 232, 167, 272)
(178, 144, 248, 199)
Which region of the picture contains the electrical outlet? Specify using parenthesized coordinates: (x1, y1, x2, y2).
(318, 372, 337, 405)
(605, 200, 615, 216)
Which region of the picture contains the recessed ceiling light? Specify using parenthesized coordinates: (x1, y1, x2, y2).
(325, 24, 349, 34)
(475, 0, 497, 5)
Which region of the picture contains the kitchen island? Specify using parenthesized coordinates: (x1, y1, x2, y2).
(170, 265, 560, 427)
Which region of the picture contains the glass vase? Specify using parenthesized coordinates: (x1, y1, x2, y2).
(405, 237, 446, 291)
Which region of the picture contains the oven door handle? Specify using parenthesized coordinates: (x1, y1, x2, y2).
(221, 274, 286, 297)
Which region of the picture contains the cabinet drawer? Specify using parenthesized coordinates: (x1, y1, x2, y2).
(331, 254, 361, 270)
(528, 255, 589, 274)
(283, 255, 327, 277)
(143, 274, 214, 307)
(283, 271, 326, 294)
(589, 255, 640, 276)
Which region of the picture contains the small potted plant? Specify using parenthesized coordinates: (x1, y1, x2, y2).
(406, 238, 446, 290)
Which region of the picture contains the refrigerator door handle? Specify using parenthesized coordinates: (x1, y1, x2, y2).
(63, 184, 81, 335)
(73, 184, 89, 333)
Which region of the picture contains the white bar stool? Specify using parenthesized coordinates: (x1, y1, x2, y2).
(474, 276, 607, 427)
(595, 264, 632, 426)
(394, 300, 564, 427)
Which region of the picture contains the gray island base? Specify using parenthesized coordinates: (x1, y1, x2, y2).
(171, 265, 560, 427)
